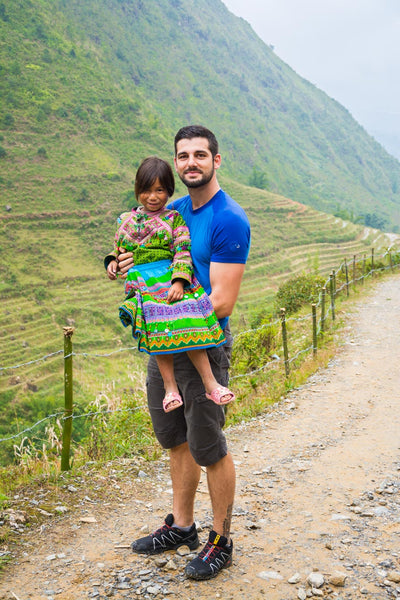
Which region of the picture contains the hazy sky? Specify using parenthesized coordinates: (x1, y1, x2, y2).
(223, 0, 400, 159)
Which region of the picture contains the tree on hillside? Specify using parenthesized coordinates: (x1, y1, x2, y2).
(364, 212, 388, 230)
(333, 205, 363, 224)
(248, 166, 268, 190)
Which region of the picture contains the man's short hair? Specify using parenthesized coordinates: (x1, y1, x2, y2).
(174, 125, 219, 158)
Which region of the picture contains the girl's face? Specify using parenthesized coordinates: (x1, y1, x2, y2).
(138, 178, 169, 212)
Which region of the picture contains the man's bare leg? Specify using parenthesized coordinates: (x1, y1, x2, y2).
(184, 451, 235, 579)
(206, 452, 235, 539)
(170, 442, 201, 527)
(131, 441, 200, 555)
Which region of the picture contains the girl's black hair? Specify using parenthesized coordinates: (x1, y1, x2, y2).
(134, 156, 175, 199)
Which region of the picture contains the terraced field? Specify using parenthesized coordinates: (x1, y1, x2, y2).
(0, 181, 399, 463)
(231, 181, 398, 314)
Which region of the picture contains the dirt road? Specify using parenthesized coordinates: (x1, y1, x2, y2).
(1, 276, 400, 599)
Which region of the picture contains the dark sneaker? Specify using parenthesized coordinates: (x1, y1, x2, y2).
(131, 513, 199, 555)
(184, 530, 233, 580)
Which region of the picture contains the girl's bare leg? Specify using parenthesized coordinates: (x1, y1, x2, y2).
(187, 349, 234, 403)
(155, 354, 182, 411)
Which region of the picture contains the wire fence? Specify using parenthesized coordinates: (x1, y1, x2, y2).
(1, 247, 400, 468)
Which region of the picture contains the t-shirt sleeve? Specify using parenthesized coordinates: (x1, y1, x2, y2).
(210, 210, 251, 264)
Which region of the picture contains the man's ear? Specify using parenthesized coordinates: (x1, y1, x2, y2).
(214, 153, 222, 170)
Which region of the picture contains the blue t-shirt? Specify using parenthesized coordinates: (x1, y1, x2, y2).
(169, 189, 251, 327)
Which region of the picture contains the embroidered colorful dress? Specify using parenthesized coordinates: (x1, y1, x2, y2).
(111, 206, 226, 355)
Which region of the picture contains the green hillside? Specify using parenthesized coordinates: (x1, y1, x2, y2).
(1, 0, 400, 227)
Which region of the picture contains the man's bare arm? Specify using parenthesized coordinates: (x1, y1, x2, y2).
(208, 262, 246, 319)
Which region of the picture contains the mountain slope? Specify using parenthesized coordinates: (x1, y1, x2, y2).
(1, 0, 400, 228)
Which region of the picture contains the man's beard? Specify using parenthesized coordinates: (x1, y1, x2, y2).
(179, 167, 214, 189)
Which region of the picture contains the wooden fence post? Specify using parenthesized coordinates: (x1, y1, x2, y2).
(61, 327, 74, 471)
(329, 273, 336, 321)
(352, 254, 356, 287)
(280, 308, 290, 377)
(371, 247, 375, 276)
(320, 286, 326, 333)
(389, 251, 393, 272)
(312, 303, 317, 356)
(332, 269, 336, 296)
(362, 254, 366, 284)
(344, 258, 349, 297)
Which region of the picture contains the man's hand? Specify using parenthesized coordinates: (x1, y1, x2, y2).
(107, 259, 118, 280)
(117, 250, 134, 278)
(167, 280, 184, 303)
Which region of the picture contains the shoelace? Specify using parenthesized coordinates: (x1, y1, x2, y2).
(152, 524, 171, 538)
(199, 542, 219, 562)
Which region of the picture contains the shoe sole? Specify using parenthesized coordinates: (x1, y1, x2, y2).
(185, 557, 232, 580)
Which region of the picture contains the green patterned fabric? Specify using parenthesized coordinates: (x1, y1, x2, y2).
(119, 260, 226, 355)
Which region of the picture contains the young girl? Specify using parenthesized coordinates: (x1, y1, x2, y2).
(106, 156, 235, 413)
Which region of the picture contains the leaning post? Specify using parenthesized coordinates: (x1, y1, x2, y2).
(61, 327, 74, 471)
(280, 308, 290, 377)
(344, 258, 349, 297)
(320, 286, 326, 333)
(329, 273, 336, 321)
(362, 254, 366, 284)
(312, 303, 317, 356)
(371, 247, 375, 277)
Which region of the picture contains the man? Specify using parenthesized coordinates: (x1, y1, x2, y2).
(110, 125, 250, 580)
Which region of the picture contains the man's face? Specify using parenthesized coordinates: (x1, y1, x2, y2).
(174, 137, 220, 189)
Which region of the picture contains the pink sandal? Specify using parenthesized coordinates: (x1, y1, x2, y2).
(205, 386, 235, 406)
(163, 392, 183, 413)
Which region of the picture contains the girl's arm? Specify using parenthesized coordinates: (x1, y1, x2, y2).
(105, 212, 136, 278)
(167, 279, 185, 303)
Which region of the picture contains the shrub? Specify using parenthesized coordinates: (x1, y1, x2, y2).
(77, 188, 89, 202)
(105, 172, 121, 181)
(34, 285, 48, 303)
(248, 166, 268, 190)
(0, 3, 9, 21)
(123, 189, 138, 210)
(82, 381, 157, 461)
(0, 146, 6, 159)
(275, 272, 326, 315)
(2, 114, 14, 128)
(37, 147, 48, 158)
(232, 318, 278, 374)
